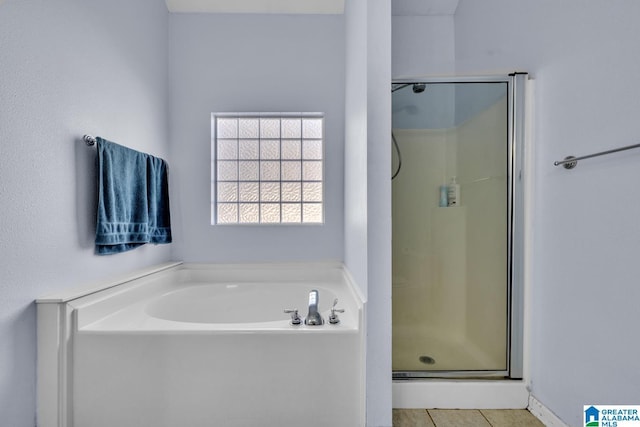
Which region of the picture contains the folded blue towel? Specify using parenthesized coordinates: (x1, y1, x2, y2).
(95, 137, 171, 255)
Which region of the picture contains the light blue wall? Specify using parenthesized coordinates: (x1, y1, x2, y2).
(366, 0, 393, 423)
(454, 2, 640, 425)
(345, 0, 393, 426)
(344, 0, 369, 295)
(168, 13, 345, 263)
(0, 0, 171, 425)
(392, 15, 455, 78)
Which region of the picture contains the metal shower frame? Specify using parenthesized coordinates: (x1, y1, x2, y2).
(391, 73, 528, 380)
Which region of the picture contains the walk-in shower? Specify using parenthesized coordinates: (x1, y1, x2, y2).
(392, 74, 527, 379)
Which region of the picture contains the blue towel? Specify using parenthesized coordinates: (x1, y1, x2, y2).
(95, 137, 172, 255)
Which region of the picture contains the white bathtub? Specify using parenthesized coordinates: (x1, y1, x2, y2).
(37, 263, 365, 427)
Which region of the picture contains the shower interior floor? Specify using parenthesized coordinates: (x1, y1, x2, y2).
(393, 409, 544, 427)
(393, 324, 502, 372)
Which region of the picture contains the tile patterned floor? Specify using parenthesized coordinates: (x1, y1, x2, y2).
(393, 409, 545, 427)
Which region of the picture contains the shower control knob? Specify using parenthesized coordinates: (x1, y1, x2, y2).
(284, 309, 302, 325)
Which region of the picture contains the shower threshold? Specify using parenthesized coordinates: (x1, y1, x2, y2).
(393, 370, 510, 380)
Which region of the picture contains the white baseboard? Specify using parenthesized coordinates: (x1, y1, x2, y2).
(528, 395, 570, 427)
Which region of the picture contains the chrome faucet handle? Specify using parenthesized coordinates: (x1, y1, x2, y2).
(284, 309, 302, 325)
(328, 298, 345, 324)
(331, 298, 345, 312)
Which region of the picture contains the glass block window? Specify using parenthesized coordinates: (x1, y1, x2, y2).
(212, 113, 324, 224)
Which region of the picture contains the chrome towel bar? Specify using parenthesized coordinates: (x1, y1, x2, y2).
(554, 143, 640, 169)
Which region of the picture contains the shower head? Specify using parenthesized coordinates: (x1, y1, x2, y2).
(412, 83, 426, 93)
(391, 83, 427, 93)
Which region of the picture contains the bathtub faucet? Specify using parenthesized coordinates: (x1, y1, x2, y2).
(305, 289, 324, 325)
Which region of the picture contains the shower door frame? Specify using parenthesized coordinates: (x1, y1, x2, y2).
(391, 73, 527, 380)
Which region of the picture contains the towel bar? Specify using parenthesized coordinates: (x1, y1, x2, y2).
(554, 143, 640, 169)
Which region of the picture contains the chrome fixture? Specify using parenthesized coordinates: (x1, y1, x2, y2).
(554, 142, 640, 169)
(305, 289, 323, 325)
(283, 308, 302, 325)
(83, 134, 97, 146)
(412, 83, 426, 93)
(391, 83, 427, 93)
(328, 298, 345, 325)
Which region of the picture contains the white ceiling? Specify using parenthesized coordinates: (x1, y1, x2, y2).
(165, 0, 344, 14)
(392, 0, 459, 16)
(165, 0, 460, 15)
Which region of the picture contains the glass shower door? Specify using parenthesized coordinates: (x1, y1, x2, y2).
(391, 77, 524, 377)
